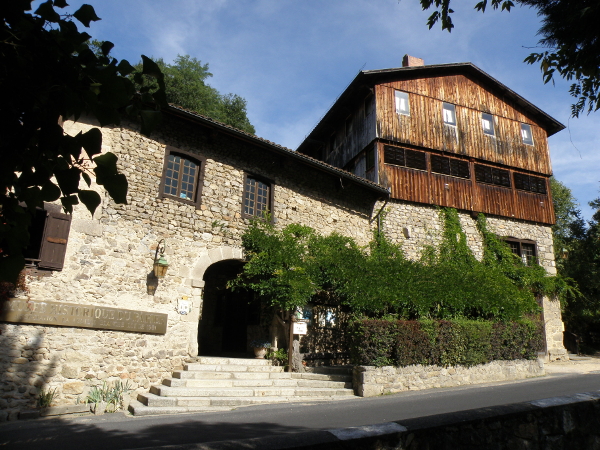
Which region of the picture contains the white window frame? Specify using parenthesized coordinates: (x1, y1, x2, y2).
(481, 113, 495, 136)
(443, 102, 456, 126)
(395, 91, 410, 116)
(521, 123, 534, 145)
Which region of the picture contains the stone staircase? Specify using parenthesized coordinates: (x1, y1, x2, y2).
(128, 356, 356, 416)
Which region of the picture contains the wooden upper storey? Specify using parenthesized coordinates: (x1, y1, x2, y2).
(298, 63, 564, 176)
(377, 74, 554, 175)
(297, 63, 564, 224)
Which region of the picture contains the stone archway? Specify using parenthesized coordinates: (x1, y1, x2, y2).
(189, 246, 261, 357)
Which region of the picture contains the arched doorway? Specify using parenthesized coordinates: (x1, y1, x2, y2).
(197, 259, 261, 356)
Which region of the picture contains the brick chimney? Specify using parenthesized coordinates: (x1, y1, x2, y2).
(402, 55, 424, 67)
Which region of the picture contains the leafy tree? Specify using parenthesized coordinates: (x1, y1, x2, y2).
(0, 1, 166, 282)
(139, 55, 256, 134)
(560, 190, 600, 345)
(419, 0, 600, 116)
(550, 177, 580, 271)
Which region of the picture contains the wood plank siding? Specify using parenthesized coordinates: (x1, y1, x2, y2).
(323, 95, 377, 171)
(378, 143, 555, 224)
(375, 75, 552, 175)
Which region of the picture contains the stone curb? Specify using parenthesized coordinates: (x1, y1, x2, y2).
(124, 391, 600, 450)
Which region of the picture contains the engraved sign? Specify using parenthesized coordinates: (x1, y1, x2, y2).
(0, 299, 168, 335)
(292, 322, 307, 335)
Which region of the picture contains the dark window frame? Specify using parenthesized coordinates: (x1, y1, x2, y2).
(365, 146, 375, 172)
(383, 145, 427, 172)
(158, 146, 206, 209)
(514, 172, 547, 194)
(430, 154, 470, 179)
(503, 237, 538, 266)
(241, 173, 274, 222)
(474, 163, 511, 188)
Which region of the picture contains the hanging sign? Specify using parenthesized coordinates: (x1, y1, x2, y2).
(292, 321, 307, 335)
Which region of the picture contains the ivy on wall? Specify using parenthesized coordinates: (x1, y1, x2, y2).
(230, 208, 568, 321)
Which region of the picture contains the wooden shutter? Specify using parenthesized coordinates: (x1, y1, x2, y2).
(38, 211, 72, 270)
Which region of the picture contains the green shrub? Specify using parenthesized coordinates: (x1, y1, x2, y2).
(349, 318, 543, 367)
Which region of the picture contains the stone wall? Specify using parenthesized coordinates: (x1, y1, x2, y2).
(353, 359, 545, 397)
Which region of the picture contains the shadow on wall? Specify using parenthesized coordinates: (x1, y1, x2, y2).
(0, 319, 61, 419)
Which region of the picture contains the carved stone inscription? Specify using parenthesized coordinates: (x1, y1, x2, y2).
(0, 299, 168, 335)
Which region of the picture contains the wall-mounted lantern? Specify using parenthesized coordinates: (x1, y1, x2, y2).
(153, 239, 169, 279)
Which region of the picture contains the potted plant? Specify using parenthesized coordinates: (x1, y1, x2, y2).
(250, 340, 271, 359)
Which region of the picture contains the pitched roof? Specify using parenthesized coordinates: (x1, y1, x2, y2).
(164, 105, 390, 197)
(297, 62, 565, 154)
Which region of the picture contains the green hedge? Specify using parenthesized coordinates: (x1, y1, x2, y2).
(349, 318, 544, 367)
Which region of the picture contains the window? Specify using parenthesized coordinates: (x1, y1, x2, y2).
(384, 145, 426, 171)
(505, 238, 537, 265)
(481, 113, 495, 136)
(365, 146, 375, 172)
(514, 173, 547, 194)
(430, 154, 470, 179)
(159, 147, 204, 208)
(474, 164, 511, 188)
(521, 123, 534, 145)
(443, 103, 456, 126)
(243, 175, 272, 219)
(395, 91, 410, 116)
(23, 203, 72, 272)
(345, 115, 353, 136)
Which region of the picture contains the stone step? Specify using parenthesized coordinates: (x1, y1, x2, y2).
(174, 371, 272, 380)
(150, 385, 354, 398)
(163, 377, 351, 389)
(194, 357, 274, 366)
(128, 400, 232, 417)
(129, 393, 355, 416)
(173, 370, 350, 382)
(305, 366, 354, 376)
(184, 363, 285, 373)
(291, 373, 352, 382)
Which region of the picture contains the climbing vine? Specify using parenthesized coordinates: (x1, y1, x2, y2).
(231, 208, 568, 321)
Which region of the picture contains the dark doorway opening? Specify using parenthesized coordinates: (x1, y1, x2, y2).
(198, 260, 260, 356)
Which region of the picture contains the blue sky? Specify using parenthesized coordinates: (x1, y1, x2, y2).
(63, 0, 598, 220)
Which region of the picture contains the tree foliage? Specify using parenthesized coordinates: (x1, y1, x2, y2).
(138, 55, 256, 134)
(559, 189, 600, 345)
(231, 208, 566, 321)
(419, 0, 600, 116)
(0, 1, 166, 282)
(550, 177, 580, 271)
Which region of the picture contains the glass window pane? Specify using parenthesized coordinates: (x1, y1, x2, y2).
(482, 113, 495, 136)
(443, 103, 456, 126)
(395, 91, 410, 115)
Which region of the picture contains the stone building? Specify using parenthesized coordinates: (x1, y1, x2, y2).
(0, 58, 567, 414)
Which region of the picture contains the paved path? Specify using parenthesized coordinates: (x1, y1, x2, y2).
(1, 357, 599, 450)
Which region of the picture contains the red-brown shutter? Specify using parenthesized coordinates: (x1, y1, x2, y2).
(38, 211, 72, 270)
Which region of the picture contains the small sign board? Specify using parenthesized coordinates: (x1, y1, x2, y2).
(292, 321, 307, 335)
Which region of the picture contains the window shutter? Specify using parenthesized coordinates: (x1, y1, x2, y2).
(38, 211, 72, 270)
